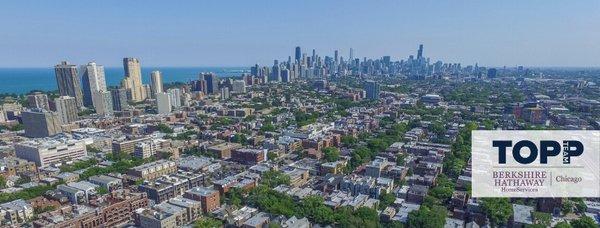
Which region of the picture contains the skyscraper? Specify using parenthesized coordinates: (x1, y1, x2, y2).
(93, 91, 113, 116)
(123, 57, 145, 101)
(270, 60, 281, 82)
(364, 80, 380, 100)
(54, 61, 84, 108)
(251, 64, 260, 76)
(110, 88, 129, 111)
(220, 87, 230, 100)
(167, 88, 182, 108)
(22, 109, 62, 138)
(80, 62, 107, 108)
(295, 46, 301, 63)
(232, 80, 246, 94)
(143, 84, 152, 100)
(27, 92, 50, 110)
(54, 96, 78, 124)
(156, 92, 171, 114)
(349, 48, 354, 61)
(202, 73, 219, 94)
(281, 69, 290, 83)
(150, 70, 164, 97)
(334, 50, 339, 64)
(417, 44, 424, 60)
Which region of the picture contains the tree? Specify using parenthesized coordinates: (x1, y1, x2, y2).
(379, 192, 396, 209)
(562, 200, 574, 214)
(60, 159, 98, 172)
(480, 198, 513, 226)
(322, 147, 340, 162)
(341, 135, 357, 146)
(531, 211, 551, 227)
(428, 174, 455, 202)
(8, 124, 24, 131)
(194, 217, 223, 228)
(225, 188, 244, 207)
(261, 170, 290, 188)
(268, 223, 282, 228)
(157, 123, 174, 133)
(428, 122, 445, 136)
(384, 220, 405, 228)
(248, 186, 297, 217)
(0, 176, 6, 188)
(294, 111, 319, 126)
(78, 109, 95, 116)
(554, 221, 573, 228)
(572, 198, 587, 213)
(396, 153, 407, 166)
(86, 145, 102, 153)
(299, 196, 334, 224)
(267, 152, 278, 161)
(231, 133, 248, 145)
(95, 187, 109, 195)
(570, 216, 597, 228)
(407, 205, 447, 228)
(341, 207, 379, 227)
(260, 123, 276, 132)
(524, 224, 546, 228)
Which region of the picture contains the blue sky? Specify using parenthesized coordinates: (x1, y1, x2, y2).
(1, 1, 599, 67)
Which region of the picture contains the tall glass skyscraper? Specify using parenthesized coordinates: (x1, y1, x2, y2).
(295, 46, 301, 63)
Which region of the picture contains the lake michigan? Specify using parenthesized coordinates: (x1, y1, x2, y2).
(0, 67, 249, 94)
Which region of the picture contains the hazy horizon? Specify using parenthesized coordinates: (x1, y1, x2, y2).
(1, 0, 599, 68)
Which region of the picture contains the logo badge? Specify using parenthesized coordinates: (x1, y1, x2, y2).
(472, 130, 599, 198)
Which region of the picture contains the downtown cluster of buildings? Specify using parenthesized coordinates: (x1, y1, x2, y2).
(0, 45, 597, 227)
(249, 45, 503, 83)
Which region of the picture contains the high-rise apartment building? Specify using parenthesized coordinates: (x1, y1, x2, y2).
(150, 70, 164, 97)
(27, 92, 50, 110)
(54, 96, 79, 124)
(220, 87, 230, 100)
(232, 80, 246, 94)
(110, 88, 129, 111)
(21, 109, 63, 138)
(123, 57, 146, 101)
(364, 80, 380, 100)
(80, 62, 107, 108)
(54, 61, 84, 107)
(201, 73, 218, 94)
(156, 92, 172, 114)
(93, 91, 113, 116)
(167, 88, 182, 108)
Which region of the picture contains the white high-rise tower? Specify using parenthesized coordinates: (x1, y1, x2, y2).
(150, 70, 164, 97)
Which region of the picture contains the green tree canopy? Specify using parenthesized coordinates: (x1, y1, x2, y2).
(407, 205, 447, 228)
(322, 147, 340, 162)
(480, 198, 513, 226)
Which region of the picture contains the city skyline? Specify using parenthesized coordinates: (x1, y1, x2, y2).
(1, 1, 599, 68)
(0, 1, 598, 226)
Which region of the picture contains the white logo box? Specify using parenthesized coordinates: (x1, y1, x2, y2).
(471, 130, 600, 198)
